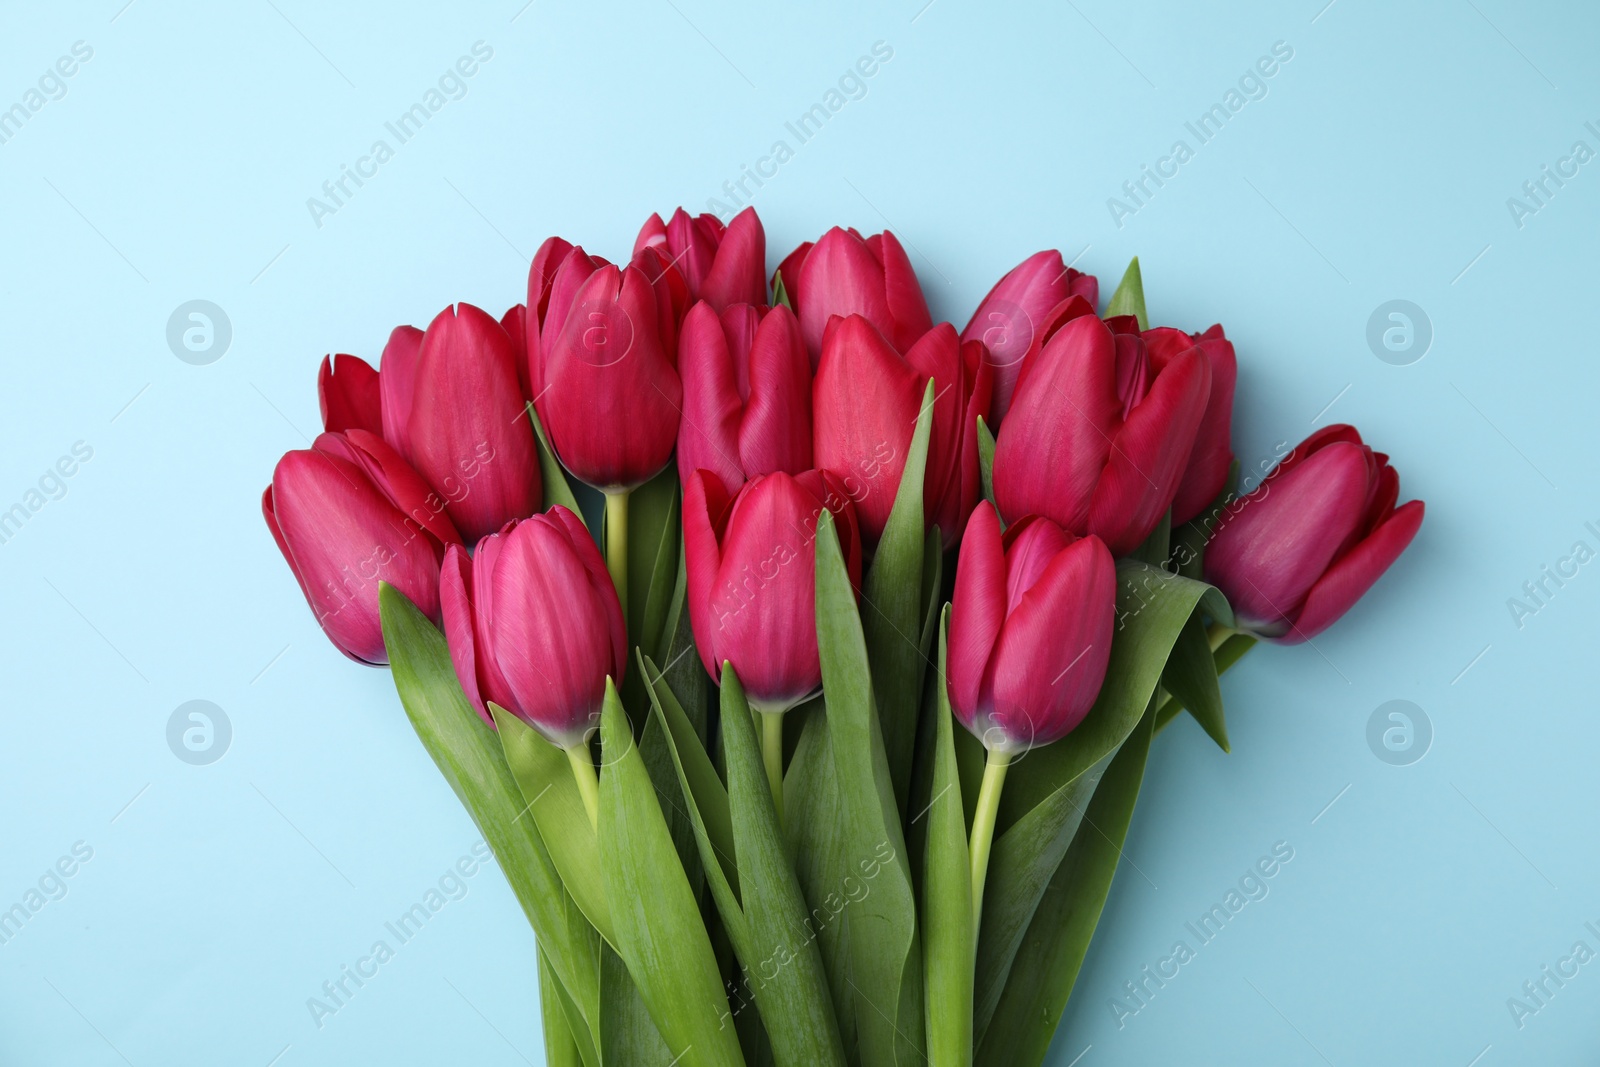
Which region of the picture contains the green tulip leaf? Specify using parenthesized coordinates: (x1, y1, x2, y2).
(772, 270, 793, 311)
(863, 377, 935, 815)
(1156, 632, 1256, 733)
(975, 705, 1157, 1067)
(1105, 255, 1147, 329)
(814, 509, 927, 1066)
(1160, 614, 1229, 751)
(972, 561, 1227, 1042)
(717, 666, 848, 1067)
(1128, 510, 1171, 568)
(601, 941, 677, 1064)
(597, 679, 746, 1067)
(378, 583, 602, 1055)
(781, 701, 857, 1055)
(490, 704, 616, 945)
(540, 949, 596, 1067)
(976, 415, 997, 511)
(527, 401, 583, 518)
(922, 611, 972, 1067)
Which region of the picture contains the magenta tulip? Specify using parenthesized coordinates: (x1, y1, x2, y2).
(318, 353, 382, 436)
(677, 300, 811, 494)
(439, 506, 627, 742)
(635, 206, 767, 312)
(683, 468, 862, 712)
(1144, 324, 1237, 525)
(390, 303, 541, 544)
(813, 315, 992, 547)
(947, 503, 1115, 752)
(993, 313, 1211, 557)
(524, 238, 607, 400)
(534, 262, 682, 491)
(961, 251, 1099, 424)
(777, 226, 933, 364)
(263, 430, 462, 665)
(1204, 425, 1424, 643)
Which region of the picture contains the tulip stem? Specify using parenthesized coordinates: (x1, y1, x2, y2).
(566, 743, 600, 832)
(604, 490, 630, 611)
(969, 749, 1012, 949)
(760, 710, 785, 827)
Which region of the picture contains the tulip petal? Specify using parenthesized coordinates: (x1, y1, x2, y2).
(700, 205, 767, 311)
(738, 304, 812, 479)
(796, 227, 897, 360)
(993, 314, 1120, 534)
(870, 229, 934, 352)
(683, 469, 733, 679)
(547, 504, 628, 685)
(439, 544, 494, 725)
(407, 303, 541, 542)
(1289, 499, 1424, 642)
(676, 301, 747, 491)
(948, 502, 1006, 729)
(319, 354, 382, 435)
(378, 326, 423, 459)
(1088, 344, 1210, 555)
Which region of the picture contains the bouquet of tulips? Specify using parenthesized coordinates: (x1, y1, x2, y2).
(263, 208, 1424, 1066)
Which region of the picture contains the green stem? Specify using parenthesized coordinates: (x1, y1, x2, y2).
(969, 749, 1011, 948)
(566, 742, 600, 832)
(760, 710, 785, 827)
(604, 489, 629, 610)
(1206, 623, 1237, 652)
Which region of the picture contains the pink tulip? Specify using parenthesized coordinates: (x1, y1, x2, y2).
(813, 315, 992, 547)
(534, 263, 683, 491)
(677, 300, 811, 494)
(993, 313, 1211, 556)
(1204, 425, 1424, 643)
(318, 353, 382, 436)
(398, 303, 541, 544)
(947, 503, 1115, 752)
(683, 468, 862, 712)
(439, 506, 627, 742)
(1143, 324, 1237, 525)
(500, 303, 529, 401)
(629, 242, 693, 360)
(263, 430, 461, 665)
(524, 237, 607, 397)
(777, 226, 933, 364)
(635, 206, 767, 312)
(960, 251, 1099, 424)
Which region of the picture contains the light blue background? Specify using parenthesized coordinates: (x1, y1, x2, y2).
(1, 0, 1594, 1063)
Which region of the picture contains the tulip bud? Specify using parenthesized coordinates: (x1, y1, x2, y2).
(534, 263, 683, 492)
(677, 300, 811, 494)
(439, 506, 627, 742)
(778, 226, 933, 364)
(960, 250, 1098, 424)
(947, 503, 1115, 752)
(1143, 324, 1237, 526)
(263, 430, 462, 665)
(399, 303, 541, 544)
(500, 303, 530, 401)
(318, 353, 382, 436)
(993, 313, 1211, 556)
(682, 468, 862, 712)
(635, 206, 767, 312)
(813, 316, 991, 547)
(1204, 425, 1424, 643)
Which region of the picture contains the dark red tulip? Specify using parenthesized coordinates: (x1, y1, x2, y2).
(993, 313, 1211, 556)
(1204, 425, 1424, 643)
(318, 354, 382, 436)
(500, 303, 530, 401)
(263, 430, 461, 665)
(683, 468, 861, 712)
(813, 316, 992, 547)
(525, 237, 607, 405)
(777, 226, 933, 364)
(439, 506, 626, 742)
(677, 300, 811, 494)
(947, 503, 1115, 752)
(1143, 324, 1237, 526)
(534, 263, 682, 491)
(377, 325, 424, 457)
(635, 206, 767, 312)
(400, 303, 541, 543)
(960, 251, 1099, 424)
